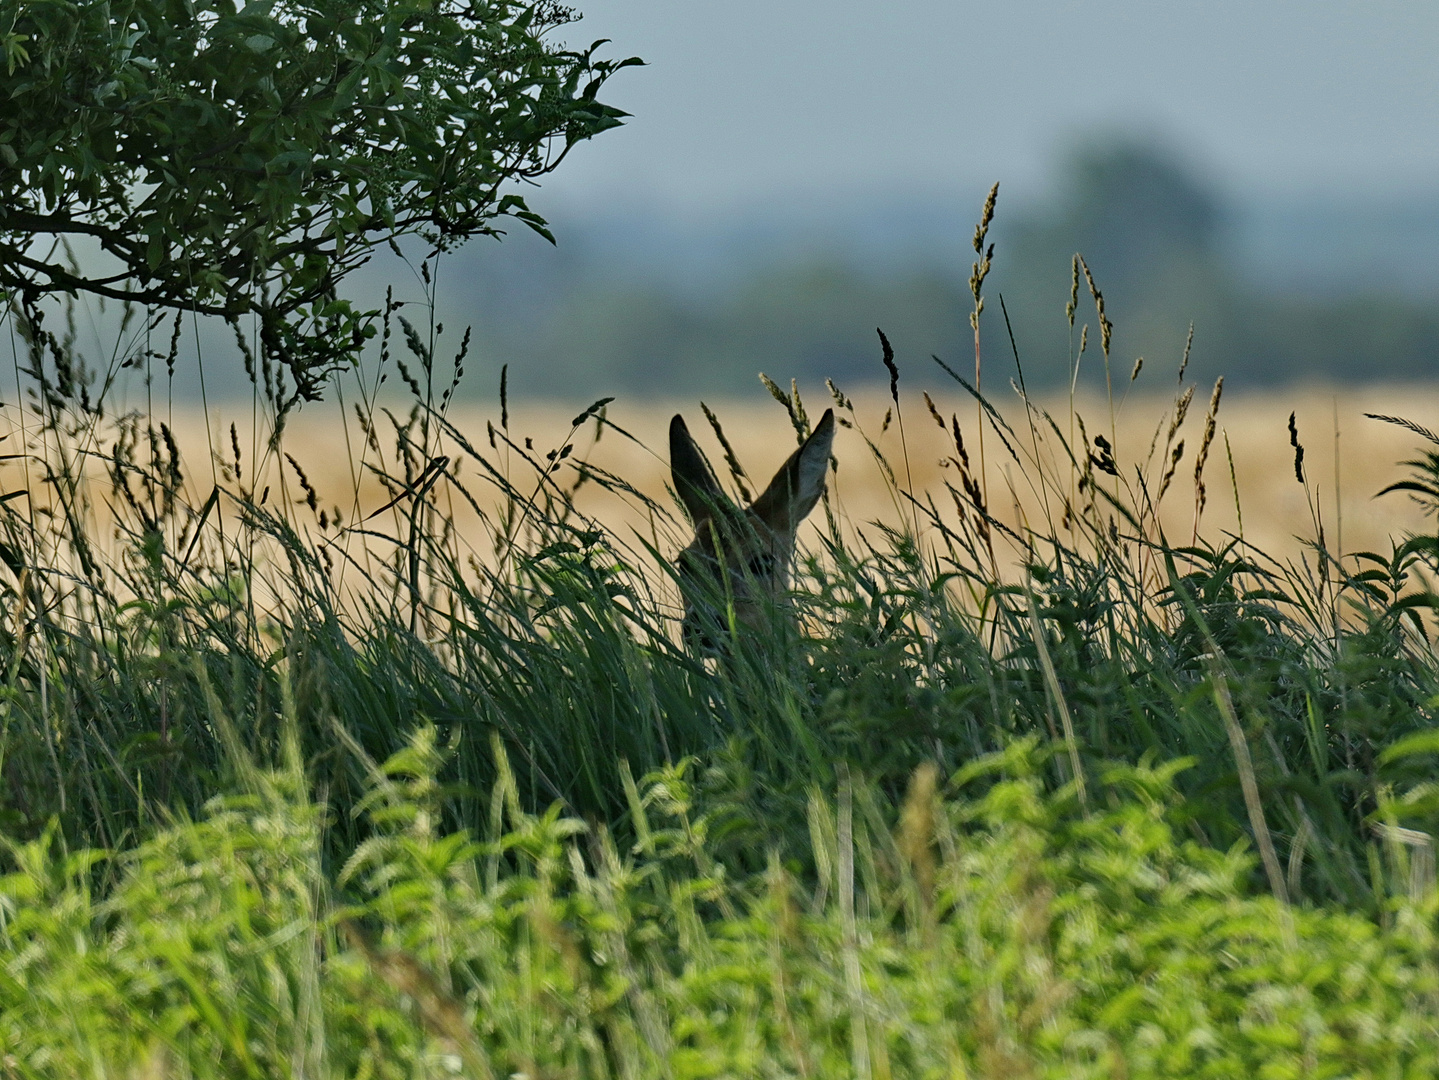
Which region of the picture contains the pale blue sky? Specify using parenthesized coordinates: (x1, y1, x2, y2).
(546, 0, 1439, 214)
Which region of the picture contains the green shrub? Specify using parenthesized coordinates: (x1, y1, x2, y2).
(3, 733, 1436, 1078)
(5, 295, 1439, 913)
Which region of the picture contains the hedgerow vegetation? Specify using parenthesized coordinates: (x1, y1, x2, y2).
(5, 3, 1439, 1074)
(5, 255, 1439, 1072)
(8, 734, 1439, 1077)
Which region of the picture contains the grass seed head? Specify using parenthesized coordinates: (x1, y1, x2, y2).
(1289, 411, 1306, 484)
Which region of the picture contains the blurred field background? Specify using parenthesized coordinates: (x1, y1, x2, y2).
(31, 380, 1430, 590)
(404, 384, 1439, 565)
(28, 125, 1439, 579)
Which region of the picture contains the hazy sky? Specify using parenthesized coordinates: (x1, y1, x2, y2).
(545, 0, 1439, 214)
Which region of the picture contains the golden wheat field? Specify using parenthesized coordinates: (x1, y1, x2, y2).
(5, 383, 1439, 582)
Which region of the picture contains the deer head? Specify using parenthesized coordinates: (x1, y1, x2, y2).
(669, 408, 835, 648)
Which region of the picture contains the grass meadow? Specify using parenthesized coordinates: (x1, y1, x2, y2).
(6, 285, 1439, 1075)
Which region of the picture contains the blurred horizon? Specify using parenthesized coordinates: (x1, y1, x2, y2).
(332, 131, 1439, 404)
(48, 131, 1439, 410)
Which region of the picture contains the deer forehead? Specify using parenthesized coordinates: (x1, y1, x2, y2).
(684, 511, 794, 559)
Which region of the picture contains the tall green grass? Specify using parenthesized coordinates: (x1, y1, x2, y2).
(3, 276, 1439, 911)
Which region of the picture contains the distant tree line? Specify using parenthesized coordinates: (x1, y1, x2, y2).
(441, 139, 1439, 399)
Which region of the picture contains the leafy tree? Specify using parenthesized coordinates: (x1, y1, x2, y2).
(0, 0, 638, 399)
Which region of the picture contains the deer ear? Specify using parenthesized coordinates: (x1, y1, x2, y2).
(751, 409, 835, 533)
(670, 414, 731, 524)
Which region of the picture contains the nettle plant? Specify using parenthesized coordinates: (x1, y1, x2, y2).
(0, 0, 638, 401)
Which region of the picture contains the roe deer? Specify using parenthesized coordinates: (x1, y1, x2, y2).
(669, 408, 835, 648)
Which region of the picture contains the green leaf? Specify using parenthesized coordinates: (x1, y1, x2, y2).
(1380, 729, 1439, 764)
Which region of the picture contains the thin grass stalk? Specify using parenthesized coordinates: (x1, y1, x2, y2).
(764, 852, 814, 1078)
(836, 763, 871, 1080)
(1208, 659, 1290, 908)
(1025, 586, 1088, 811)
(969, 184, 998, 508)
(1371, 822, 1437, 902)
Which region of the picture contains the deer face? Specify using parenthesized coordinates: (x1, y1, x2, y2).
(669, 409, 835, 648)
